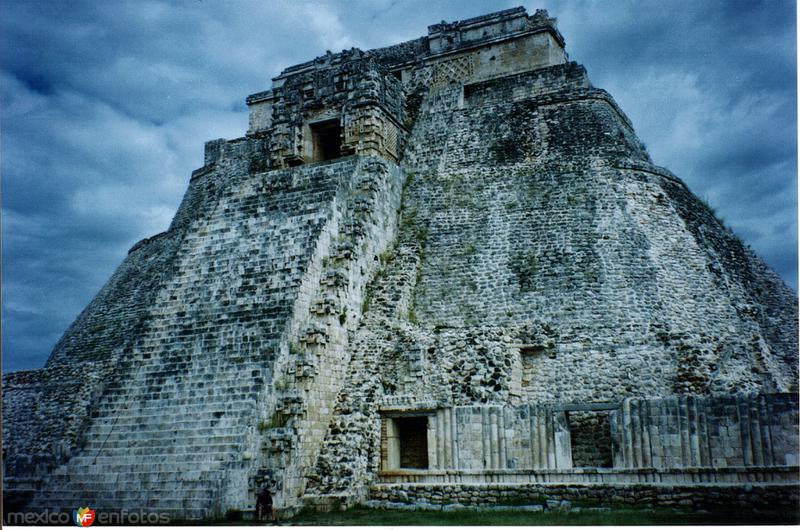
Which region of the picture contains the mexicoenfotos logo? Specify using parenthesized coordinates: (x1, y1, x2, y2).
(73, 507, 96, 527)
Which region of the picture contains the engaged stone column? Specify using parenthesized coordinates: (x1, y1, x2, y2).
(545, 407, 556, 468)
(386, 418, 400, 470)
(530, 405, 541, 469)
(553, 410, 573, 469)
(435, 410, 445, 469)
(490, 408, 500, 469)
(443, 408, 453, 469)
(428, 413, 439, 469)
(499, 407, 508, 469)
(449, 407, 459, 470)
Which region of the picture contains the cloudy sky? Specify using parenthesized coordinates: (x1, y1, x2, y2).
(2, 0, 796, 372)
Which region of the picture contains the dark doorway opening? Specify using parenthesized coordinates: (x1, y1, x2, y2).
(395, 416, 429, 469)
(311, 119, 342, 162)
(568, 411, 613, 468)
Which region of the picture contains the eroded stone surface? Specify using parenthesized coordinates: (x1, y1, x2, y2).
(3, 6, 797, 521)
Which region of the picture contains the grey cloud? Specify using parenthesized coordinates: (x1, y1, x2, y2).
(2, 0, 795, 372)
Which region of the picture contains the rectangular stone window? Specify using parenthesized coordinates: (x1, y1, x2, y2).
(310, 119, 342, 162)
(519, 345, 542, 367)
(568, 410, 613, 468)
(519, 344, 555, 366)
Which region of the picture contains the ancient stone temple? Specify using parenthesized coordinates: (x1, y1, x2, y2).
(3, 7, 798, 521)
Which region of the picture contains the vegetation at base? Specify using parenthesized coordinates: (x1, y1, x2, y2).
(283, 505, 799, 526)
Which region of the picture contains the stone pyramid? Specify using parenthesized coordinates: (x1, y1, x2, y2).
(4, 6, 797, 522)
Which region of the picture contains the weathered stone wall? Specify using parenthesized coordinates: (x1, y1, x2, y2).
(368, 482, 800, 518)
(3, 229, 188, 486)
(259, 156, 404, 512)
(569, 411, 613, 468)
(372, 6, 566, 88)
(365, 395, 800, 477)
(610, 394, 800, 469)
(4, 6, 797, 520)
(19, 140, 358, 518)
(248, 51, 407, 167)
(304, 36, 797, 508)
(2, 136, 275, 516)
(397, 31, 566, 95)
(392, 60, 795, 400)
(4, 133, 402, 518)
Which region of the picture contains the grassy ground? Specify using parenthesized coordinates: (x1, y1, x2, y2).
(279, 506, 799, 526)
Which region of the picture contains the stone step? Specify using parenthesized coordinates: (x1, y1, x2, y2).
(60, 464, 229, 476)
(90, 403, 256, 418)
(87, 423, 247, 438)
(79, 440, 245, 454)
(81, 436, 244, 451)
(47, 470, 223, 485)
(101, 370, 262, 384)
(91, 399, 257, 415)
(37, 485, 219, 499)
(99, 380, 263, 393)
(34, 496, 217, 515)
(92, 393, 260, 406)
(78, 439, 245, 454)
(85, 427, 246, 440)
(35, 477, 220, 493)
(65, 453, 233, 468)
(65, 452, 242, 468)
(100, 373, 268, 387)
(88, 416, 252, 432)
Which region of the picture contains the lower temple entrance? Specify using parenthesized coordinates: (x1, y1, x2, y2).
(395, 416, 429, 469)
(568, 410, 613, 468)
(382, 415, 430, 470)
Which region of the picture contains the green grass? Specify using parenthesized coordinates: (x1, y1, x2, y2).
(282, 506, 798, 526)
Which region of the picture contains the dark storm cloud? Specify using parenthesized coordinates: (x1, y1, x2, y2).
(1, 0, 795, 371)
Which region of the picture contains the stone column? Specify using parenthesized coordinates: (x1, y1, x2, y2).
(434, 410, 444, 469)
(758, 395, 774, 466)
(428, 413, 439, 470)
(450, 407, 459, 470)
(553, 411, 573, 470)
(545, 407, 556, 469)
(609, 407, 624, 468)
(678, 396, 690, 466)
(530, 405, 541, 469)
(499, 407, 508, 469)
(481, 407, 490, 469)
(749, 395, 765, 466)
(386, 418, 400, 470)
(640, 399, 652, 467)
(622, 398, 633, 468)
(631, 399, 642, 467)
(442, 408, 452, 469)
(688, 396, 701, 467)
(489, 408, 500, 469)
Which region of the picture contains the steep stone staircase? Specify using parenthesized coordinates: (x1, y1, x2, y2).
(255, 157, 403, 512)
(26, 159, 357, 521)
(30, 357, 260, 519)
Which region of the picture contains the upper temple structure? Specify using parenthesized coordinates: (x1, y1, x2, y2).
(3, 7, 798, 521)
